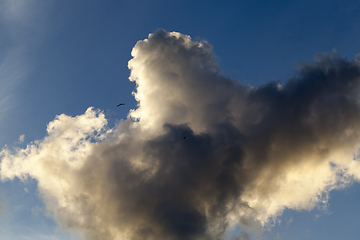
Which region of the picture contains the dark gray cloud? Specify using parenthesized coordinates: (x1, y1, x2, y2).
(2, 30, 360, 240)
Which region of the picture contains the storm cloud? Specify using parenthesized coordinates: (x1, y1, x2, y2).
(2, 29, 360, 240)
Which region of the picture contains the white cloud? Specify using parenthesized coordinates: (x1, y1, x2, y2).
(2, 30, 360, 240)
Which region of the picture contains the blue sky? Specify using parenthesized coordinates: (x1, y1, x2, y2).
(1, 0, 360, 239)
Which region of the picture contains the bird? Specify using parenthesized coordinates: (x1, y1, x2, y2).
(117, 103, 125, 107)
(181, 136, 187, 139)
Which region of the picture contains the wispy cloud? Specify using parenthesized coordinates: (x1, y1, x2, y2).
(0, 47, 29, 137)
(0, 0, 35, 144)
(0, 0, 52, 145)
(2, 30, 360, 240)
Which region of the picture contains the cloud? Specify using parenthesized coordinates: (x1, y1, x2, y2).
(2, 29, 360, 240)
(0, 0, 52, 146)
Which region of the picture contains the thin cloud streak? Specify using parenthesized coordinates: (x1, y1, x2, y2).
(2, 30, 360, 240)
(0, 0, 50, 145)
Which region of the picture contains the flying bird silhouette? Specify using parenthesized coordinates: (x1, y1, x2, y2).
(181, 136, 187, 139)
(117, 103, 125, 107)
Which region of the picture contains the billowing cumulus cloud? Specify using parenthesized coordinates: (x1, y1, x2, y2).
(2, 29, 360, 240)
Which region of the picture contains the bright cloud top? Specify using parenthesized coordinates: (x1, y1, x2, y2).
(2, 30, 360, 240)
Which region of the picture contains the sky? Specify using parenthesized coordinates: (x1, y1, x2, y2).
(0, 0, 360, 239)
